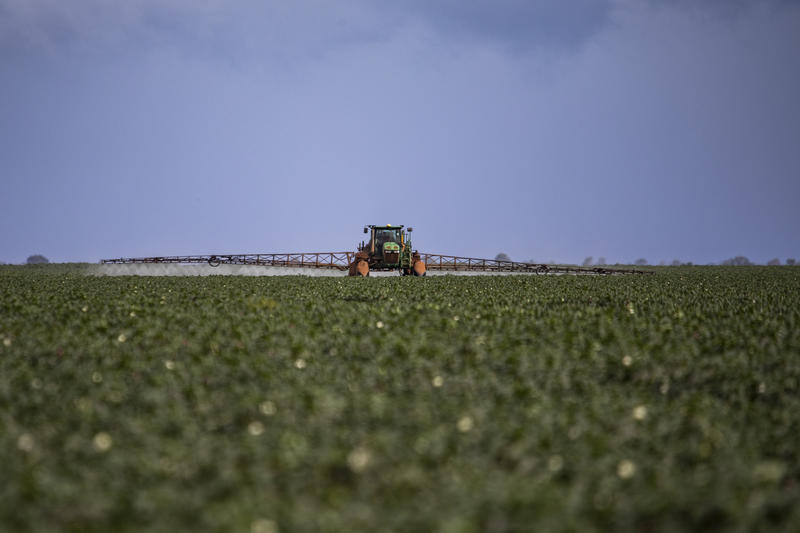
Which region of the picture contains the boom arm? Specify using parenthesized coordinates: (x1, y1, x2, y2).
(101, 252, 653, 275)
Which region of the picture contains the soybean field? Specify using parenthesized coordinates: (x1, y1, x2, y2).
(1, 265, 799, 532)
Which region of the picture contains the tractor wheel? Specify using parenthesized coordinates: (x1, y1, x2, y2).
(348, 260, 369, 276)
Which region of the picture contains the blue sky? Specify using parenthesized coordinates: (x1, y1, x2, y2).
(1, 0, 798, 265)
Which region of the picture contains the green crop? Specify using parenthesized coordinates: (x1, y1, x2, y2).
(1, 265, 799, 532)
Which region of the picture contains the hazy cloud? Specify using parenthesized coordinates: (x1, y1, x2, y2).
(0, 0, 390, 62)
(3, 0, 792, 61)
(385, 0, 615, 50)
(0, 0, 621, 61)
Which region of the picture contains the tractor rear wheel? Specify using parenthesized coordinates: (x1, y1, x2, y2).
(348, 258, 369, 276)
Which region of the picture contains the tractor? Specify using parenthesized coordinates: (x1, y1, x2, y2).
(348, 225, 426, 277)
(102, 225, 654, 276)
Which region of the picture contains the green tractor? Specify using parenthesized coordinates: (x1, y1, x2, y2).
(348, 225, 427, 277)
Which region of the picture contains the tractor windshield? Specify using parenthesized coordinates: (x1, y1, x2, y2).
(374, 228, 400, 249)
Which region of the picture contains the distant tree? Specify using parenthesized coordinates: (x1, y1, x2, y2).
(495, 253, 511, 262)
(721, 256, 753, 266)
(787, 258, 796, 266)
(722, 256, 751, 266)
(582, 256, 593, 267)
(597, 257, 606, 266)
(671, 259, 682, 266)
(767, 258, 781, 266)
(26, 255, 49, 265)
(634, 258, 648, 266)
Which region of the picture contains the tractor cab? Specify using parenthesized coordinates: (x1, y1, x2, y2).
(365, 225, 405, 265)
(373, 226, 401, 251)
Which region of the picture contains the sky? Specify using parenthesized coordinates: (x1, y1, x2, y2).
(1, 0, 798, 265)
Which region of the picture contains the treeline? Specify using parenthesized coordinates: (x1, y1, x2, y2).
(495, 253, 797, 267)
